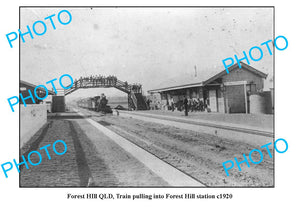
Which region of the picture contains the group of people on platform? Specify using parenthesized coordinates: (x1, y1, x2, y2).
(172, 97, 209, 113)
(73, 75, 142, 93)
(180, 96, 210, 116)
(150, 96, 210, 116)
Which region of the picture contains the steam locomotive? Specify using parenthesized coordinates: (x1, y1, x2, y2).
(77, 95, 112, 113)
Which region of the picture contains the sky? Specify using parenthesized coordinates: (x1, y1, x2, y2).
(20, 7, 274, 99)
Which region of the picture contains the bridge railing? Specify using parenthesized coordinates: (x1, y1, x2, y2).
(61, 77, 147, 110)
(115, 79, 131, 93)
(63, 77, 140, 96)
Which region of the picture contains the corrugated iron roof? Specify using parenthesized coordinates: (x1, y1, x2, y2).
(20, 80, 57, 95)
(148, 62, 268, 93)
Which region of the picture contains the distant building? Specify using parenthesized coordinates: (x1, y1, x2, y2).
(148, 62, 268, 113)
(20, 80, 56, 104)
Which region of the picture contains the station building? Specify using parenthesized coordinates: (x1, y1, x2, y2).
(148, 62, 270, 114)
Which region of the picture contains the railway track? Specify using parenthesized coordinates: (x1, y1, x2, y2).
(72, 106, 274, 186)
(73, 107, 206, 187)
(108, 124, 208, 186)
(75, 106, 273, 138)
(114, 110, 273, 147)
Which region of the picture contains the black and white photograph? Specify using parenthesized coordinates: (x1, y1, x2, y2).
(19, 7, 274, 187)
(2, 0, 300, 212)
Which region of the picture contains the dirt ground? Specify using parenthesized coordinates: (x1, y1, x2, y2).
(83, 109, 274, 187)
(20, 112, 167, 187)
(20, 119, 81, 187)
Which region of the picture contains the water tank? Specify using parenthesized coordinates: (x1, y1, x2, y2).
(249, 92, 272, 114)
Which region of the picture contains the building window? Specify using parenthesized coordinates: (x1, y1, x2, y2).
(246, 84, 256, 92)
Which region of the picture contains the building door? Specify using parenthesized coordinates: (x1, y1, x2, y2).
(225, 85, 246, 113)
(209, 89, 218, 112)
(217, 89, 225, 113)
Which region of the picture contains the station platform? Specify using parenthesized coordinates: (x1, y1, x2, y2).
(120, 110, 273, 133)
(114, 110, 274, 147)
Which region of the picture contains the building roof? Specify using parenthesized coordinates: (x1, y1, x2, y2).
(20, 80, 56, 95)
(148, 62, 268, 93)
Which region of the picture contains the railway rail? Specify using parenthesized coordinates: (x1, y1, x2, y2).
(112, 110, 273, 147)
(22, 105, 273, 186)
(73, 107, 206, 186)
(73, 106, 274, 186)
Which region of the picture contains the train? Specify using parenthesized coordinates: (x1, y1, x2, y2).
(77, 96, 113, 113)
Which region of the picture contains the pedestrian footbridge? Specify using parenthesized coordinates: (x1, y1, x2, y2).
(62, 77, 148, 111)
